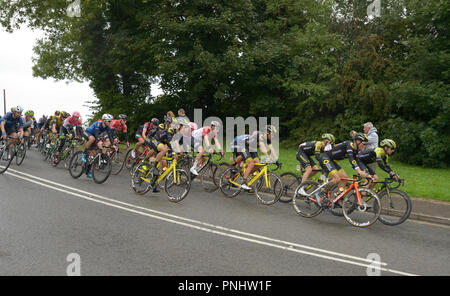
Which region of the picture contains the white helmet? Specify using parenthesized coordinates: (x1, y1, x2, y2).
(211, 121, 221, 128)
(102, 114, 113, 121)
(13, 105, 24, 113)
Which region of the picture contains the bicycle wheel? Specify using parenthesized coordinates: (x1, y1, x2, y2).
(41, 144, 50, 161)
(0, 141, 14, 174)
(124, 149, 135, 171)
(213, 162, 231, 190)
(328, 185, 345, 217)
(377, 189, 412, 226)
(254, 172, 283, 205)
(131, 162, 153, 195)
(69, 150, 85, 179)
(279, 172, 301, 203)
(92, 153, 112, 184)
(342, 188, 381, 228)
(219, 167, 243, 198)
(292, 181, 323, 218)
(15, 142, 26, 166)
(200, 162, 220, 192)
(164, 169, 191, 202)
(63, 147, 75, 169)
(110, 149, 125, 175)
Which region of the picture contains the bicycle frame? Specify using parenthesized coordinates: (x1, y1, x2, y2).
(227, 163, 270, 189)
(301, 176, 364, 207)
(138, 156, 179, 186)
(247, 164, 270, 189)
(329, 178, 363, 207)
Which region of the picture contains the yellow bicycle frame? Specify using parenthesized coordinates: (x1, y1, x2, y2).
(138, 155, 180, 186)
(229, 163, 271, 189)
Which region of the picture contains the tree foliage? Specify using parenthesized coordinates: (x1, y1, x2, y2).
(0, 0, 448, 167)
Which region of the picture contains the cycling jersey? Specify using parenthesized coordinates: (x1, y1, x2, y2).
(109, 119, 128, 143)
(63, 116, 82, 129)
(297, 141, 322, 168)
(22, 116, 35, 130)
(318, 140, 359, 177)
(246, 131, 271, 151)
(85, 120, 113, 143)
(327, 140, 359, 170)
(146, 128, 173, 152)
(356, 147, 394, 175)
(192, 126, 216, 141)
(0, 112, 24, 134)
(230, 134, 249, 151)
(49, 115, 63, 129)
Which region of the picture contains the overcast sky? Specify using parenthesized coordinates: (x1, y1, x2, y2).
(0, 26, 96, 120)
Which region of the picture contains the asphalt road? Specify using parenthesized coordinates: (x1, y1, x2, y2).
(0, 149, 449, 276)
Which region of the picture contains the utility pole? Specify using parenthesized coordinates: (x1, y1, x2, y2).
(3, 89, 5, 116)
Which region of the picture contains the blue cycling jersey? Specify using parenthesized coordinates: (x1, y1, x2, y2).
(86, 121, 112, 138)
(0, 112, 24, 129)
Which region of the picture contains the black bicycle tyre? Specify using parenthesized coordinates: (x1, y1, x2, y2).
(69, 150, 85, 179)
(110, 149, 125, 175)
(292, 180, 323, 218)
(15, 142, 26, 166)
(279, 172, 301, 203)
(342, 188, 381, 228)
(92, 153, 112, 184)
(164, 169, 191, 203)
(377, 189, 412, 226)
(0, 143, 14, 174)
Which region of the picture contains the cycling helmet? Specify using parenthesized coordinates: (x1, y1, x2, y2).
(266, 125, 278, 134)
(167, 127, 175, 135)
(151, 118, 160, 125)
(25, 110, 34, 116)
(380, 139, 396, 149)
(12, 105, 24, 113)
(211, 121, 221, 128)
(321, 133, 336, 143)
(164, 115, 172, 124)
(102, 114, 114, 121)
(118, 114, 127, 120)
(55, 110, 60, 116)
(60, 111, 70, 118)
(189, 122, 198, 131)
(353, 132, 369, 143)
(158, 123, 165, 130)
(72, 111, 81, 118)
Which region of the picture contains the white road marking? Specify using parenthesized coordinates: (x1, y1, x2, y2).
(4, 168, 418, 276)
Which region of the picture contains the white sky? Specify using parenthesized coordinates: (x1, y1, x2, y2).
(0, 26, 95, 120)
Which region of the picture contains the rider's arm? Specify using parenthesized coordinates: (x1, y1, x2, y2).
(0, 120, 6, 136)
(213, 134, 222, 152)
(376, 150, 395, 177)
(107, 127, 115, 147)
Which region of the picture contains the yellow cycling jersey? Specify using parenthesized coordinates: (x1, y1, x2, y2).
(50, 115, 63, 129)
(374, 147, 388, 161)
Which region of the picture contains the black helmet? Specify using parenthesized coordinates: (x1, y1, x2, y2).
(353, 132, 368, 143)
(151, 118, 160, 125)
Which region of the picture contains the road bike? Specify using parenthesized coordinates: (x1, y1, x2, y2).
(131, 153, 191, 202)
(69, 148, 112, 184)
(219, 161, 283, 205)
(0, 137, 17, 174)
(373, 178, 412, 226)
(292, 175, 381, 228)
(52, 136, 84, 169)
(279, 167, 325, 203)
(124, 144, 151, 175)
